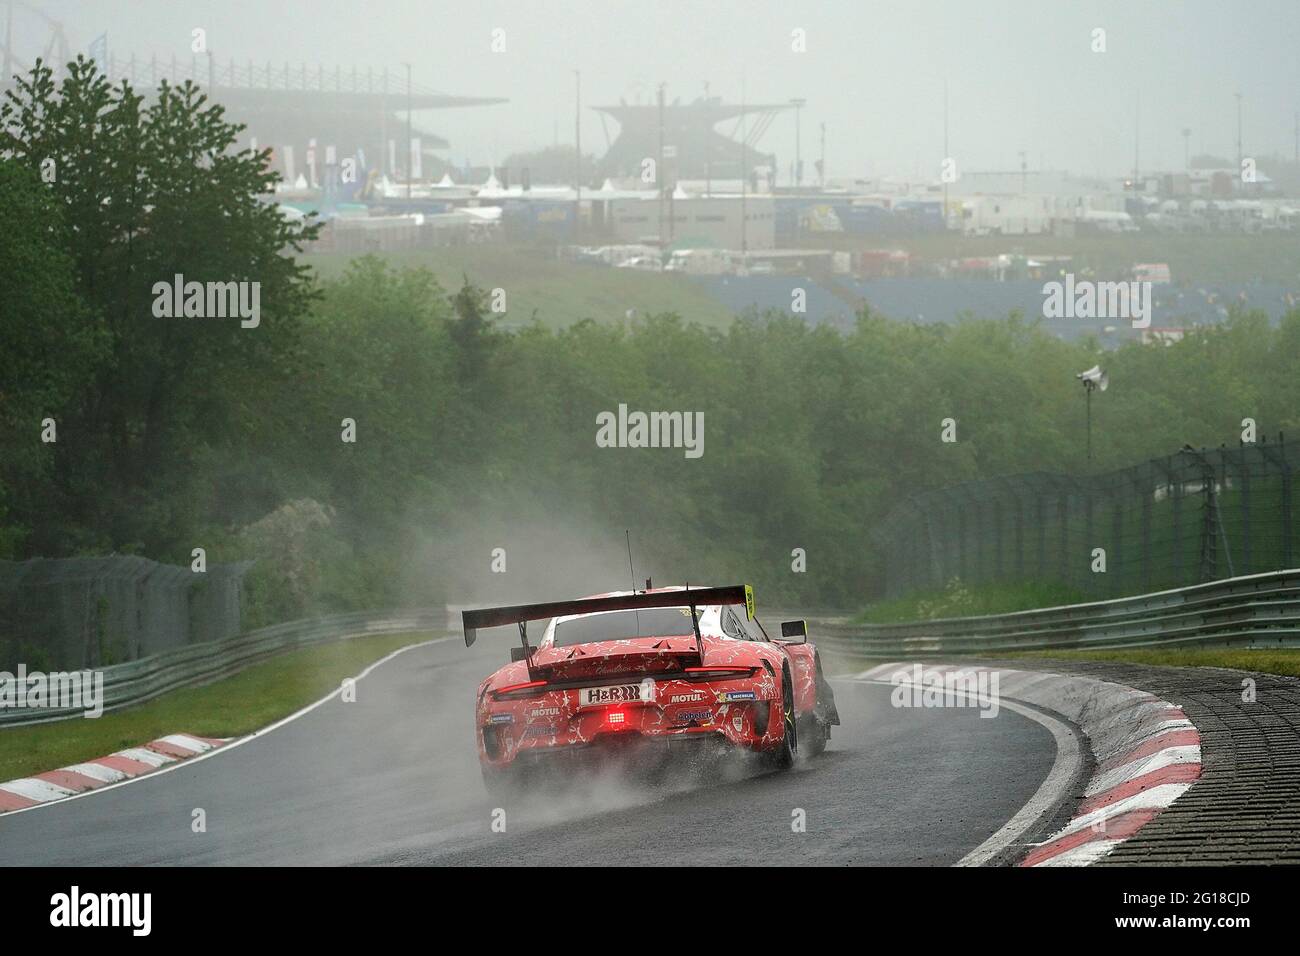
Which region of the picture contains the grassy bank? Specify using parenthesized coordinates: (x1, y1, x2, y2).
(0, 631, 440, 783)
(1002, 647, 1300, 677)
(304, 244, 737, 329)
(824, 646, 1300, 680)
(858, 580, 1088, 623)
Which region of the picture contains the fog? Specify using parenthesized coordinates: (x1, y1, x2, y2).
(22, 0, 1300, 178)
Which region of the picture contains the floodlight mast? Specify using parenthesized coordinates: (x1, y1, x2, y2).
(1085, 379, 1093, 462)
(1076, 366, 1108, 463)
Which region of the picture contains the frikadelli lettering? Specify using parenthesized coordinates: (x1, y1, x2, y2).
(49, 886, 151, 936)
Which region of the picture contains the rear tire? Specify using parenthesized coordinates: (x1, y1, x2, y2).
(768, 665, 798, 770)
(800, 716, 830, 758)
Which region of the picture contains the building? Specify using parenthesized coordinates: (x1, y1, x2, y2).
(605, 193, 775, 249)
(592, 96, 788, 182)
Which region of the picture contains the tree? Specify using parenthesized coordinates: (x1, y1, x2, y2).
(0, 160, 101, 555)
(0, 57, 321, 555)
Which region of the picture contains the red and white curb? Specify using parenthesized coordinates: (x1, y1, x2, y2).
(854, 662, 1201, 867)
(0, 734, 230, 814)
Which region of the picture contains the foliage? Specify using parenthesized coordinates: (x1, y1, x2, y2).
(5, 59, 1300, 618)
(0, 57, 320, 557)
(0, 160, 100, 556)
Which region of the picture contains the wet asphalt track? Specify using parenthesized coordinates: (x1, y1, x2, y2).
(0, 636, 1058, 866)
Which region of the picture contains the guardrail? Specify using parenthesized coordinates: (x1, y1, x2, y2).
(808, 568, 1300, 659)
(10, 570, 1299, 726)
(0, 609, 447, 727)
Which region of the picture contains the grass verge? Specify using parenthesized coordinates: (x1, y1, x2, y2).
(823, 647, 1300, 680)
(0, 631, 440, 783)
(1001, 647, 1300, 677)
(305, 245, 737, 329)
(858, 579, 1087, 623)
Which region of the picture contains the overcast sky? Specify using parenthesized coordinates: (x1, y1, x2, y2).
(18, 0, 1300, 180)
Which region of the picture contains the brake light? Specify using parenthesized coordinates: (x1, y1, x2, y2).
(492, 679, 548, 700)
(684, 666, 755, 677)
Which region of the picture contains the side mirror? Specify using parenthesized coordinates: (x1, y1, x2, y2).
(510, 646, 533, 663)
(780, 620, 808, 644)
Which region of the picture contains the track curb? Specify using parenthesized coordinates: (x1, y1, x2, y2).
(0, 734, 231, 814)
(852, 662, 1202, 866)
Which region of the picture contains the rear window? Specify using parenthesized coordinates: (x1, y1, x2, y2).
(552, 607, 697, 647)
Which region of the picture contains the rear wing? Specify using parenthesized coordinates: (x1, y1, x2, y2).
(462, 584, 754, 647)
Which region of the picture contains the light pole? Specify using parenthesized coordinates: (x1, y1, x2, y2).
(1234, 91, 1243, 182)
(943, 79, 948, 228)
(819, 121, 826, 187)
(658, 82, 666, 247)
(740, 72, 747, 257)
(1181, 127, 1191, 173)
(1076, 365, 1108, 463)
(790, 97, 806, 187)
(404, 62, 412, 199)
(574, 69, 581, 242)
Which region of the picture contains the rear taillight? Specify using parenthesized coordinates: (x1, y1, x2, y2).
(491, 679, 548, 701)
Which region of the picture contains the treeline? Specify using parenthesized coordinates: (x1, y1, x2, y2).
(4, 61, 1300, 617)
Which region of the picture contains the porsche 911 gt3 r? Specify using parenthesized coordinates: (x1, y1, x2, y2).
(463, 585, 839, 793)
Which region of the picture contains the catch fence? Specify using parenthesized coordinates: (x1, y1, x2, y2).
(873, 438, 1298, 601)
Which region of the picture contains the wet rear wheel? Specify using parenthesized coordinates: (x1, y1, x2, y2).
(769, 665, 798, 770)
(800, 715, 830, 758)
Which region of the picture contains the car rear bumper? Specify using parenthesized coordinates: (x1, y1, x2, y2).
(495, 727, 743, 777)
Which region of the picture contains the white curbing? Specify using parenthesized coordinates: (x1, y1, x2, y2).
(0, 778, 77, 802)
(852, 661, 1202, 866)
(157, 733, 219, 753)
(116, 747, 176, 768)
(62, 762, 127, 784)
(0, 733, 232, 814)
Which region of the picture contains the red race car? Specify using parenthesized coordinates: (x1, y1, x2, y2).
(464, 584, 839, 793)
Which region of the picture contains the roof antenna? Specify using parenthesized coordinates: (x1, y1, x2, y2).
(625, 529, 640, 632)
(625, 529, 638, 592)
